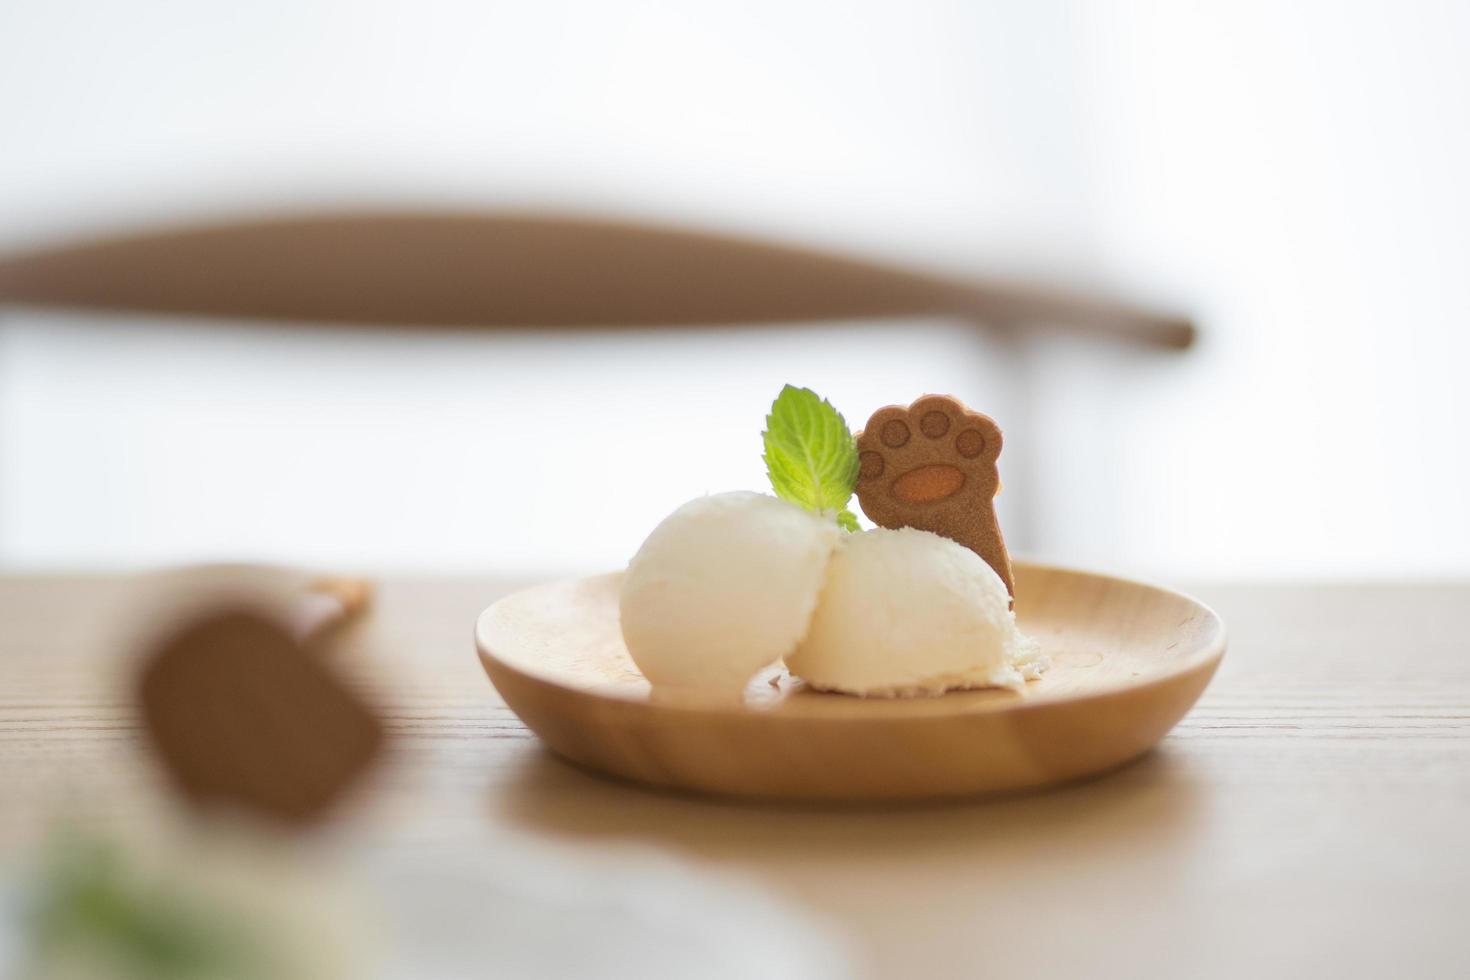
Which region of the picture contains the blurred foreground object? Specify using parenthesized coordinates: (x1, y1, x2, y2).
(3, 565, 849, 978)
(0, 210, 1194, 349)
(27, 834, 263, 980)
(133, 569, 384, 827)
(15, 829, 368, 980)
(8, 832, 851, 980)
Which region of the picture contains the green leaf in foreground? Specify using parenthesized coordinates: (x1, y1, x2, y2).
(762, 385, 861, 529)
(28, 832, 264, 980)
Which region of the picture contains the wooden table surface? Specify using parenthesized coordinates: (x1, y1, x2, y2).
(3, 574, 1468, 979)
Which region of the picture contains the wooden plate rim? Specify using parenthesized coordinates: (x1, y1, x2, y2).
(475, 560, 1227, 721)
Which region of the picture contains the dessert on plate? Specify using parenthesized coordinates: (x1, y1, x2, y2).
(618, 386, 1047, 700)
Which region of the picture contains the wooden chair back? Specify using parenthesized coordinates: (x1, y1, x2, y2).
(0, 210, 1193, 348)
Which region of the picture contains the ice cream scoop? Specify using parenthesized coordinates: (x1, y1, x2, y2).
(619, 491, 840, 697)
(787, 527, 1045, 697)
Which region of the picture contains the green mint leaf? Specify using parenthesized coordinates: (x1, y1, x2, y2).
(30, 832, 264, 979)
(762, 385, 860, 527)
(836, 509, 861, 533)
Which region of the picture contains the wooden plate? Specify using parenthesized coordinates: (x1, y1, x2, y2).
(475, 562, 1225, 802)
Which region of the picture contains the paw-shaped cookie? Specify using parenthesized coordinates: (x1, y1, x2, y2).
(138, 608, 385, 826)
(855, 395, 1014, 596)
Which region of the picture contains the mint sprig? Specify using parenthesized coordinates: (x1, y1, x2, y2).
(762, 385, 861, 531)
(28, 832, 264, 979)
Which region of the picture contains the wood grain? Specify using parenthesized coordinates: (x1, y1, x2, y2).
(2, 573, 1467, 980)
(476, 564, 1224, 800)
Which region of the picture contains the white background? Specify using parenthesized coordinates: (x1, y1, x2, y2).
(2, 0, 1467, 578)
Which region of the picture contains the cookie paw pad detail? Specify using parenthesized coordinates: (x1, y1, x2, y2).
(854, 395, 1014, 596)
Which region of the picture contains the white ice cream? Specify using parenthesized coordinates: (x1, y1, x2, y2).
(787, 527, 1045, 697)
(619, 492, 840, 696)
